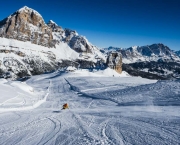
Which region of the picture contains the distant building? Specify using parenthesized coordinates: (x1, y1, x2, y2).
(107, 52, 122, 74)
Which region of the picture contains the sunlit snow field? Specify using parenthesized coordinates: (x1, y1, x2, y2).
(0, 69, 180, 145)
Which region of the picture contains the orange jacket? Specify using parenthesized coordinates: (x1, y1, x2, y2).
(63, 103, 69, 109)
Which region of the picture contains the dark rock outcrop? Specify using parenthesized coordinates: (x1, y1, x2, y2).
(106, 52, 122, 74)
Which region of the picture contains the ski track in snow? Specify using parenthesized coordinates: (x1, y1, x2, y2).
(0, 72, 180, 145)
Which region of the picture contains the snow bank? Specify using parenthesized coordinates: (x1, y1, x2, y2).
(0, 77, 50, 111)
(66, 66, 77, 71)
(95, 68, 130, 77)
(68, 68, 130, 77)
(11, 81, 34, 94)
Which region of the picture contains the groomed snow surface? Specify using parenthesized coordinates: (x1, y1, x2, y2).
(0, 69, 180, 145)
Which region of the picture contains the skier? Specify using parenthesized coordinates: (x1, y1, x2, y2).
(62, 103, 69, 110)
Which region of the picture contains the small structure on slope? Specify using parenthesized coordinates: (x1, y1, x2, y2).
(66, 66, 77, 72)
(107, 52, 122, 74)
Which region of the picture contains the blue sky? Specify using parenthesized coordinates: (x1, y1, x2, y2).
(0, 0, 180, 50)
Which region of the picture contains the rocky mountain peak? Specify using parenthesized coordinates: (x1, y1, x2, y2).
(47, 20, 62, 32)
(0, 6, 101, 53)
(0, 6, 54, 47)
(17, 6, 43, 19)
(48, 20, 58, 26)
(138, 43, 172, 57)
(122, 43, 173, 57)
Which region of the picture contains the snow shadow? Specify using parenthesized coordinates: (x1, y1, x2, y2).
(52, 111, 61, 113)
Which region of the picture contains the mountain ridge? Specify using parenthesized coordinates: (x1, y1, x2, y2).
(103, 43, 179, 64)
(102, 44, 180, 79)
(0, 6, 179, 80)
(0, 6, 106, 79)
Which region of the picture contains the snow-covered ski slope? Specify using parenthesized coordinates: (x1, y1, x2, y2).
(0, 36, 105, 66)
(0, 78, 50, 111)
(0, 70, 180, 145)
(0, 37, 79, 61)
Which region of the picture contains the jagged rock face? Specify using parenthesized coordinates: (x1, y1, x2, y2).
(0, 49, 59, 79)
(67, 30, 92, 53)
(0, 6, 102, 54)
(107, 52, 122, 74)
(136, 44, 173, 57)
(47, 20, 62, 33)
(49, 23, 94, 53)
(68, 37, 91, 53)
(120, 44, 175, 60)
(0, 6, 54, 47)
(64, 29, 93, 53)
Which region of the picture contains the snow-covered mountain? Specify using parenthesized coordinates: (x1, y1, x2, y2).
(100, 46, 121, 53)
(1, 6, 179, 80)
(47, 20, 103, 54)
(103, 44, 179, 64)
(175, 50, 180, 57)
(0, 6, 106, 79)
(103, 44, 180, 79)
